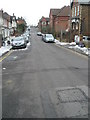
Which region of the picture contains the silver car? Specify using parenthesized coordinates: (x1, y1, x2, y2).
(43, 34, 55, 43)
(12, 36, 27, 49)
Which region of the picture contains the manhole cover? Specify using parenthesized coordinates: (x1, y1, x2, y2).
(57, 88, 88, 103)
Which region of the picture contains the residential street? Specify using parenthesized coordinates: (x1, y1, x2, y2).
(2, 27, 88, 118)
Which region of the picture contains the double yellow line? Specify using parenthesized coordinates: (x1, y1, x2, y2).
(0, 50, 13, 62)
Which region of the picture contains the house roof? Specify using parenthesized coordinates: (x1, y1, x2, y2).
(57, 6, 70, 17)
(39, 17, 49, 22)
(3, 12, 10, 21)
(50, 9, 61, 16)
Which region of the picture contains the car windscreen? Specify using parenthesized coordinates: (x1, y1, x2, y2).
(13, 38, 23, 41)
(46, 35, 53, 38)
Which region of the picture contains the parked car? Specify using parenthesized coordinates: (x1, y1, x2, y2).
(23, 35, 29, 43)
(11, 36, 27, 49)
(83, 36, 90, 41)
(37, 32, 42, 36)
(83, 36, 90, 48)
(43, 34, 55, 43)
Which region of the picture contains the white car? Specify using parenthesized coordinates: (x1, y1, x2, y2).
(12, 36, 27, 49)
(43, 34, 55, 43)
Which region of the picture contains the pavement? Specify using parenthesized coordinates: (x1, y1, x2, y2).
(55, 39, 90, 57)
(0, 44, 12, 57)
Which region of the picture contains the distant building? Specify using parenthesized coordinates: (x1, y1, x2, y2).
(17, 17, 26, 25)
(38, 16, 50, 33)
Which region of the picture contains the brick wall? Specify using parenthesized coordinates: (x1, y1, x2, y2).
(54, 16, 69, 36)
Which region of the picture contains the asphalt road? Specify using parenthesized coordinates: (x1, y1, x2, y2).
(2, 27, 88, 118)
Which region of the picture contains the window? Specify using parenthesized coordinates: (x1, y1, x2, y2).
(72, 23, 75, 30)
(75, 7, 76, 16)
(72, 8, 74, 17)
(42, 21, 46, 25)
(77, 6, 79, 16)
(76, 22, 79, 30)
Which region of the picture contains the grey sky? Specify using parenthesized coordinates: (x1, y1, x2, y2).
(0, 0, 70, 25)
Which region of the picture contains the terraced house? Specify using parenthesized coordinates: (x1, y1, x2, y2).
(71, 0, 90, 42)
(0, 10, 17, 47)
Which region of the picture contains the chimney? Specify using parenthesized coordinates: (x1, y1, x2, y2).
(13, 13, 15, 16)
(0, 9, 3, 13)
(0, 9, 3, 16)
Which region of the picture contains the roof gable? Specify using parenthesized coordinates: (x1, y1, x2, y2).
(57, 6, 70, 17)
(50, 9, 61, 16)
(3, 12, 10, 21)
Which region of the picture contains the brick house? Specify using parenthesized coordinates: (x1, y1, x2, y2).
(54, 6, 70, 41)
(71, 0, 90, 42)
(0, 10, 12, 47)
(49, 9, 61, 34)
(0, 10, 17, 47)
(38, 16, 50, 33)
(17, 17, 26, 25)
(1, 11, 11, 39)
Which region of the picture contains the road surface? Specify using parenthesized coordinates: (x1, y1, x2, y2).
(2, 27, 88, 118)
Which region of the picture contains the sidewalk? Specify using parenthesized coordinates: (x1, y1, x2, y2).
(0, 44, 12, 57)
(55, 39, 90, 56)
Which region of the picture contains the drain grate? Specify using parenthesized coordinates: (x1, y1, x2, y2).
(57, 88, 88, 103)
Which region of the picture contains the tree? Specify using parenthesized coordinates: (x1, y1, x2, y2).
(17, 23, 26, 35)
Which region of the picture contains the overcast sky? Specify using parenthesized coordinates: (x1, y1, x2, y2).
(0, 0, 70, 25)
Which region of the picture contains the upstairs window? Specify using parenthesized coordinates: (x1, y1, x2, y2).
(72, 8, 74, 17)
(77, 6, 80, 16)
(42, 22, 46, 25)
(75, 7, 76, 16)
